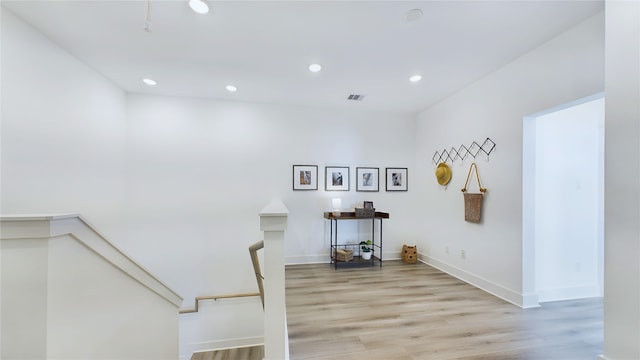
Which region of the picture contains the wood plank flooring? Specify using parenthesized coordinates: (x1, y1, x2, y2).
(285, 261, 602, 360)
(191, 345, 264, 360)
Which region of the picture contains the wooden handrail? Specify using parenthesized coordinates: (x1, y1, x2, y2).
(179, 292, 260, 314)
(179, 239, 266, 314)
(249, 240, 265, 309)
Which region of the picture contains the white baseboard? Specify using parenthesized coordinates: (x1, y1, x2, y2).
(180, 336, 264, 360)
(420, 253, 525, 308)
(521, 292, 541, 309)
(285, 255, 328, 265)
(537, 284, 601, 303)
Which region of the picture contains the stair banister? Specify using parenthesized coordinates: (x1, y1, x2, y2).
(249, 240, 265, 308)
(259, 200, 289, 360)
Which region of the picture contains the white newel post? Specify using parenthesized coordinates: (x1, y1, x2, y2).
(259, 200, 289, 360)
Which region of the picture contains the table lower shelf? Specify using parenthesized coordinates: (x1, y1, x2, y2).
(331, 255, 381, 268)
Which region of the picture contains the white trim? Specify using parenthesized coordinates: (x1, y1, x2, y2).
(526, 92, 605, 118)
(0, 213, 79, 221)
(420, 253, 524, 308)
(0, 215, 183, 307)
(521, 293, 541, 309)
(285, 255, 328, 265)
(537, 284, 602, 303)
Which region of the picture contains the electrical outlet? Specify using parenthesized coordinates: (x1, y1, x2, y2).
(461, 250, 466, 259)
(445, 246, 449, 254)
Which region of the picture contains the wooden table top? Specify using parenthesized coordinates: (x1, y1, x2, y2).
(323, 211, 389, 219)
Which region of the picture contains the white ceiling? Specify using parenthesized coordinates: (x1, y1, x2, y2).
(2, 0, 603, 114)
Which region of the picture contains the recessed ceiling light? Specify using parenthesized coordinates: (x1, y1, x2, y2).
(225, 85, 238, 92)
(142, 78, 157, 86)
(308, 63, 322, 73)
(409, 74, 422, 83)
(189, 0, 209, 14)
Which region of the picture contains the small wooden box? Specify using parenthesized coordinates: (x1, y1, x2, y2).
(334, 249, 354, 262)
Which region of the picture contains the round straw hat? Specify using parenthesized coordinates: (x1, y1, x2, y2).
(436, 163, 452, 186)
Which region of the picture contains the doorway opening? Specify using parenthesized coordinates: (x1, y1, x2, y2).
(523, 93, 604, 307)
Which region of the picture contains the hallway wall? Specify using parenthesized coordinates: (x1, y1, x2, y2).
(414, 12, 604, 306)
(0, 10, 127, 237)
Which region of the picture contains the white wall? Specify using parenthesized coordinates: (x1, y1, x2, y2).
(603, 1, 640, 359)
(1, 238, 49, 359)
(0, 9, 128, 239)
(46, 234, 179, 359)
(533, 96, 604, 302)
(414, 12, 604, 306)
(124, 94, 416, 356)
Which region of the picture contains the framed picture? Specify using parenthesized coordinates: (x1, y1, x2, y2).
(356, 167, 379, 192)
(386, 167, 408, 191)
(325, 166, 350, 191)
(364, 201, 374, 209)
(292, 165, 318, 190)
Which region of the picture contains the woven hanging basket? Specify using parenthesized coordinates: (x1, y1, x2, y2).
(463, 193, 483, 223)
(461, 163, 487, 223)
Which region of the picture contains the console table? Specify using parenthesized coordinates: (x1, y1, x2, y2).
(323, 211, 390, 269)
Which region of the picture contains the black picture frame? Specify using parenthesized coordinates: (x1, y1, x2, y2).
(325, 166, 350, 191)
(292, 165, 318, 190)
(356, 167, 379, 192)
(386, 167, 408, 191)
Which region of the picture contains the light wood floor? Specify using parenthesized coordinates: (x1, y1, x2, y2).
(191, 345, 264, 360)
(285, 261, 602, 360)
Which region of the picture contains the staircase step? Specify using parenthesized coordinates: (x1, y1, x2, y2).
(191, 345, 264, 360)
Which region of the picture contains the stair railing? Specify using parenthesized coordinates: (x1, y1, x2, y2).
(249, 240, 265, 309)
(179, 240, 265, 314)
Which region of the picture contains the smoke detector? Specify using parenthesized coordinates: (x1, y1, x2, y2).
(407, 8, 423, 22)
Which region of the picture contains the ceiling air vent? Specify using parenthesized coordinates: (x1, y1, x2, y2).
(347, 94, 365, 101)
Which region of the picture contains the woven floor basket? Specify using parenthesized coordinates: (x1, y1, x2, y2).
(402, 245, 417, 264)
